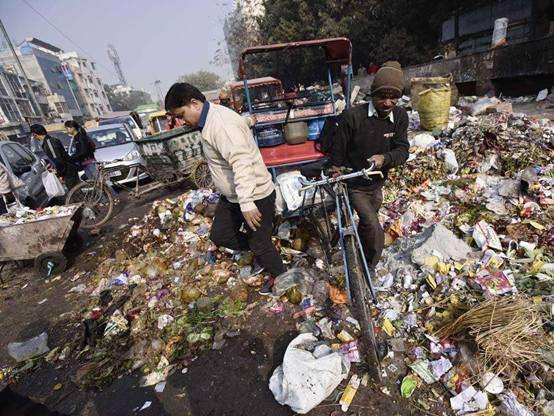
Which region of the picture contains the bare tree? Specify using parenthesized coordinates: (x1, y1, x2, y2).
(214, 0, 264, 78)
(178, 70, 223, 92)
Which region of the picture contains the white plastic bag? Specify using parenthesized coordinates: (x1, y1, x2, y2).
(411, 133, 437, 148)
(491, 18, 509, 48)
(42, 171, 65, 198)
(276, 171, 307, 211)
(438, 149, 459, 173)
(8, 332, 49, 362)
(473, 220, 502, 251)
(275, 171, 330, 212)
(269, 333, 349, 414)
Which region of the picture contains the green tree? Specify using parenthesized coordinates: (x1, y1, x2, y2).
(177, 70, 223, 92)
(256, 0, 490, 69)
(221, 0, 491, 83)
(104, 85, 154, 111)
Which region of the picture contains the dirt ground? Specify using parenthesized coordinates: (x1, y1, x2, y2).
(0, 186, 438, 416)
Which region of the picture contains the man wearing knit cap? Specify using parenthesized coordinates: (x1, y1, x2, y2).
(330, 61, 410, 272)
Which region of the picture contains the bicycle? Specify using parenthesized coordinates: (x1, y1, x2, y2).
(65, 158, 214, 230)
(65, 163, 115, 229)
(299, 163, 384, 379)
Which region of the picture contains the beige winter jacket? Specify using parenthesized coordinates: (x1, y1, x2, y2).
(0, 162, 24, 195)
(201, 103, 274, 212)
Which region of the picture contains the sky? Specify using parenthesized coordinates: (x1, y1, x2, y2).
(2, 0, 234, 99)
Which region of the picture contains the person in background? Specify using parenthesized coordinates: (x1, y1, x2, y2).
(64, 121, 118, 202)
(164, 82, 285, 294)
(218, 85, 231, 108)
(0, 161, 25, 214)
(30, 124, 79, 190)
(64, 120, 97, 180)
(330, 61, 410, 273)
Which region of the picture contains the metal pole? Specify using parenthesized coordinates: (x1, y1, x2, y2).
(0, 18, 45, 119)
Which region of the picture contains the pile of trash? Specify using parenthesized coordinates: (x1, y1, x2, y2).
(373, 107, 553, 414)
(56, 189, 267, 388)
(3, 92, 553, 414)
(33, 189, 361, 406)
(0, 204, 78, 226)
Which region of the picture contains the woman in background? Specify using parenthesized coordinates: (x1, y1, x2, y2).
(64, 120, 97, 180)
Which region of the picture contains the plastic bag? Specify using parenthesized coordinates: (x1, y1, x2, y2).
(498, 391, 534, 416)
(42, 171, 65, 198)
(469, 97, 501, 116)
(269, 333, 349, 414)
(473, 220, 502, 251)
(8, 332, 50, 362)
(275, 171, 308, 211)
(411, 133, 437, 148)
(275, 171, 330, 212)
(491, 18, 509, 48)
(272, 268, 315, 297)
(438, 149, 459, 173)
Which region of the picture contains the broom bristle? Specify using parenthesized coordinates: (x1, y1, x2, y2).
(436, 296, 548, 379)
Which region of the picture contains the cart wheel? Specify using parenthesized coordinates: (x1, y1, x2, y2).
(35, 252, 67, 279)
(189, 160, 214, 189)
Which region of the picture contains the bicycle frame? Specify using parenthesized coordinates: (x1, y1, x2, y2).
(99, 162, 186, 199)
(299, 166, 383, 303)
(335, 183, 377, 302)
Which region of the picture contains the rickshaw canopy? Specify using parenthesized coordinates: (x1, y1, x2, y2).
(238, 37, 352, 80)
(229, 77, 282, 90)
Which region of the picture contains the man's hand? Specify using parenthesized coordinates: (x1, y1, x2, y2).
(368, 154, 385, 169)
(243, 207, 262, 231)
(246, 114, 257, 127)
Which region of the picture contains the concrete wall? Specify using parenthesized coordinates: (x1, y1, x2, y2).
(403, 35, 554, 95)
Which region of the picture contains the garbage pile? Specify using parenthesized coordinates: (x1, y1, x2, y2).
(267, 267, 374, 414)
(47, 189, 360, 403)
(3, 94, 553, 414)
(0, 204, 78, 226)
(374, 108, 553, 414)
(49, 190, 260, 388)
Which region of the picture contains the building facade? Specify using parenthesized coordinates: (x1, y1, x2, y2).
(0, 65, 45, 138)
(0, 37, 81, 120)
(59, 51, 112, 118)
(441, 0, 553, 55)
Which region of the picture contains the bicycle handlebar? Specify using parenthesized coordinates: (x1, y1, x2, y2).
(299, 163, 384, 193)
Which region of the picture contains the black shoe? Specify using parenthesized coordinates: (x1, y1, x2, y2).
(258, 279, 273, 296)
(250, 261, 265, 277)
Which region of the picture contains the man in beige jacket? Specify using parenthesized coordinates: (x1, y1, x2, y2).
(165, 83, 285, 293)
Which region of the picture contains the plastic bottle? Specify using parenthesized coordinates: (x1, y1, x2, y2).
(339, 374, 360, 411)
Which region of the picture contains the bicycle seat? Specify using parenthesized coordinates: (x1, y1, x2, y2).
(299, 158, 329, 179)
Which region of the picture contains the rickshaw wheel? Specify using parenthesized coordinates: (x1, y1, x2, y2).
(190, 160, 214, 189)
(35, 252, 67, 279)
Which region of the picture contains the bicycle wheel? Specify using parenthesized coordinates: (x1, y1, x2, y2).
(308, 206, 334, 264)
(343, 233, 381, 379)
(66, 180, 114, 229)
(189, 159, 214, 189)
